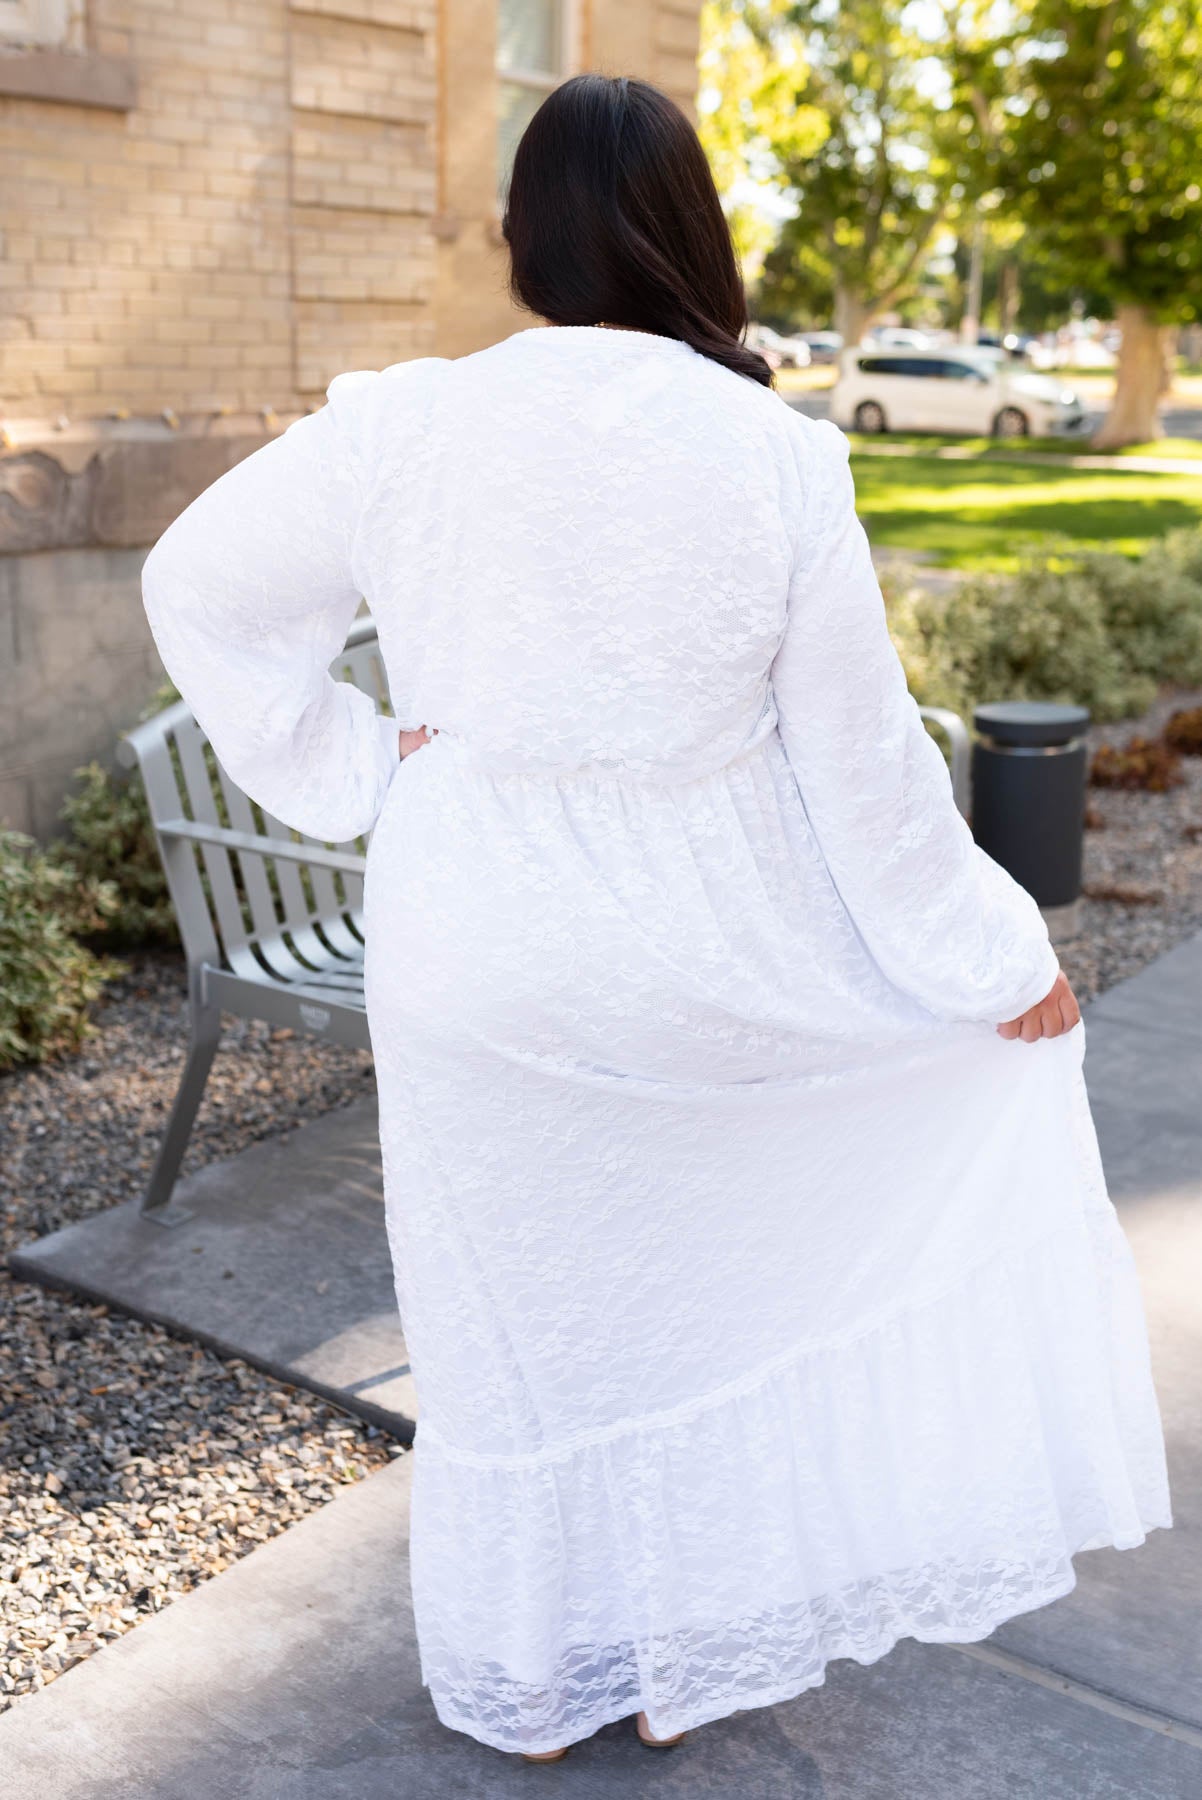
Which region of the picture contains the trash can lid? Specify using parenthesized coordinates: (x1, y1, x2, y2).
(973, 700, 1092, 747)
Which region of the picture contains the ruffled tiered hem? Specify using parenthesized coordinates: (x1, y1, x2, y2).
(407, 1204, 1171, 1755)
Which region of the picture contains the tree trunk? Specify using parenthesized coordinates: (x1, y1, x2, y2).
(1092, 304, 1170, 448)
(833, 287, 870, 349)
(998, 261, 1019, 336)
(960, 215, 984, 345)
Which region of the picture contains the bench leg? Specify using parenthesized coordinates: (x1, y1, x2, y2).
(140, 1002, 222, 1220)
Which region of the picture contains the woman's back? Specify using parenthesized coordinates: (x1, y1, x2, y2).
(354, 324, 802, 778)
(137, 65, 1168, 1760)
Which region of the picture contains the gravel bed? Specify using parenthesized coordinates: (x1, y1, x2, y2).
(1057, 685, 1202, 1003)
(1, 954, 397, 1711)
(3, 685, 1201, 1712)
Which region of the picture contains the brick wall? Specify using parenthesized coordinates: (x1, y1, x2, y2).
(0, 0, 447, 414)
(0, 0, 701, 414)
(0, 0, 703, 837)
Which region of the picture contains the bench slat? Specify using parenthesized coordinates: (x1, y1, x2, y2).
(211, 762, 294, 956)
(171, 719, 263, 982)
(255, 806, 363, 976)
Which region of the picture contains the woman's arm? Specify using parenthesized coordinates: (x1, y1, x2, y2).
(770, 415, 1062, 1024)
(140, 370, 400, 844)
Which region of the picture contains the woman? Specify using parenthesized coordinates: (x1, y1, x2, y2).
(140, 74, 1170, 1763)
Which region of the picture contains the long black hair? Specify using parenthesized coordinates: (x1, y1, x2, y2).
(501, 73, 774, 388)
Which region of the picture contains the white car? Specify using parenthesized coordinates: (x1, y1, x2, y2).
(745, 323, 812, 368)
(865, 326, 935, 350)
(829, 347, 1087, 438)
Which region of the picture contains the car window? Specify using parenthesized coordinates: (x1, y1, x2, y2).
(940, 359, 981, 380)
(884, 357, 940, 378)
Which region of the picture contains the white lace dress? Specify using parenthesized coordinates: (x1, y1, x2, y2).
(140, 323, 1171, 1755)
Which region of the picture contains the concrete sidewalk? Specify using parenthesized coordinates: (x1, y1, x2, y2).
(3, 933, 1200, 1797)
(0, 1455, 1196, 1800)
(9, 1092, 418, 1439)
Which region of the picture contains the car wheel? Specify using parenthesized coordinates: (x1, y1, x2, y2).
(993, 406, 1029, 438)
(854, 401, 887, 434)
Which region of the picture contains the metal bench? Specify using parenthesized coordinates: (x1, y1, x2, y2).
(117, 614, 390, 1219)
(120, 609, 970, 1220)
(919, 705, 971, 817)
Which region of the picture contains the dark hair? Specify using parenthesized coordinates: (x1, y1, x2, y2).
(501, 73, 774, 388)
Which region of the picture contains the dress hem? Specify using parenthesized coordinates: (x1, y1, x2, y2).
(426, 1513, 1173, 1757)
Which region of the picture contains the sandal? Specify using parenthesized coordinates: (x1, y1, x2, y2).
(521, 1745, 570, 1763)
(635, 1711, 688, 1748)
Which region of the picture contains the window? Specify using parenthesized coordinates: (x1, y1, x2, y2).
(0, 0, 85, 47)
(939, 360, 989, 383)
(496, 0, 575, 205)
(858, 356, 929, 378)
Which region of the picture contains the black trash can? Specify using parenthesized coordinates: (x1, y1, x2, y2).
(971, 701, 1091, 911)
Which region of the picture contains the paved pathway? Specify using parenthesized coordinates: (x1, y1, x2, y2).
(10, 1098, 418, 1438)
(3, 934, 1200, 1798)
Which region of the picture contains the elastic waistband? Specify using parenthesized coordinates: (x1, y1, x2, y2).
(421, 707, 782, 788)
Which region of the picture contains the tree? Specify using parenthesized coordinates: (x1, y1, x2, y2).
(701, 1, 957, 342)
(977, 0, 1202, 446)
(696, 0, 827, 285)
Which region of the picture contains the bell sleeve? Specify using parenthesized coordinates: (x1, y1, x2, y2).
(139, 370, 400, 844)
(770, 413, 1061, 1024)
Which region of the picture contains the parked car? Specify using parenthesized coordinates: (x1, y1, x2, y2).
(829, 347, 1088, 438)
(743, 324, 781, 369)
(745, 323, 811, 368)
(864, 326, 935, 350)
(801, 331, 843, 364)
(974, 332, 1035, 365)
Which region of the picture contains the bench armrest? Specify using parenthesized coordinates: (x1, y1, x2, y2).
(917, 706, 971, 818)
(155, 818, 367, 877)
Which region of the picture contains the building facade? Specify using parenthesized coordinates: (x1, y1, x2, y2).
(0, 0, 703, 836)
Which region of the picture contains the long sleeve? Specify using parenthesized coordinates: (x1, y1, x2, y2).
(140, 371, 400, 844)
(770, 415, 1060, 1023)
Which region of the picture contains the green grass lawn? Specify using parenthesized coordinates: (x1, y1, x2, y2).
(846, 432, 1202, 462)
(849, 447, 1202, 569)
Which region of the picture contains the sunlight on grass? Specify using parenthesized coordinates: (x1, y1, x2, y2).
(850, 452, 1202, 569)
(845, 433, 1202, 462)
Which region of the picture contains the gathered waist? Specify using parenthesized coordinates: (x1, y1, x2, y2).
(410, 700, 783, 789)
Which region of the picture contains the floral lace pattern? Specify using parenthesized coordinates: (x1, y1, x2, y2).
(141, 324, 1170, 1754)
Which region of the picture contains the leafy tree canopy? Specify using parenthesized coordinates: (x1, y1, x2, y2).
(974, 0, 1202, 322)
(716, 0, 962, 338)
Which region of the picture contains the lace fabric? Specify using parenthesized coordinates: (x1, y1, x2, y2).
(141, 323, 1171, 1752)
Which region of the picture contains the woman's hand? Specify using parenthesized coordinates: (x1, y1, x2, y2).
(398, 725, 437, 761)
(996, 970, 1081, 1043)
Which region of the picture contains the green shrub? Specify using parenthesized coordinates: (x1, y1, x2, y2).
(45, 677, 181, 950)
(1088, 532, 1202, 689)
(0, 829, 126, 1072)
(48, 759, 180, 948)
(886, 530, 1202, 726)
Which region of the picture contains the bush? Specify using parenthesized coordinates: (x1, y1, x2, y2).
(1090, 737, 1186, 793)
(48, 758, 179, 948)
(1164, 705, 1202, 755)
(886, 530, 1202, 726)
(0, 829, 126, 1072)
(45, 678, 181, 950)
